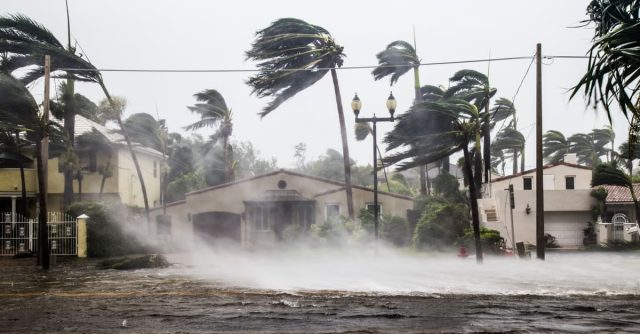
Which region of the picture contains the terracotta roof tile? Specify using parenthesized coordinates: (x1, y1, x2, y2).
(599, 184, 640, 203)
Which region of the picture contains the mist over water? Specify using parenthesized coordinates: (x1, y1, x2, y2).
(169, 244, 640, 296)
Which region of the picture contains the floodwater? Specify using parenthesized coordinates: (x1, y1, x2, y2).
(2, 250, 640, 333)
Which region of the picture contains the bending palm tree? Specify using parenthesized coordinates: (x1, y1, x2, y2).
(372, 40, 427, 194)
(592, 163, 640, 226)
(543, 130, 570, 164)
(492, 127, 526, 174)
(246, 18, 355, 218)
(383, 99, 486, 263)
(618, 139, 640, 173)
(490, 98, 520, 173)
(184, 89, 233, 182)
(568, 132, 609, 166)
(448, 70, 497, 185)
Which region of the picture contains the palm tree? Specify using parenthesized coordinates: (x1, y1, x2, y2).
(383, 99, 486, 263)
(372, 40, 427, 195)
(568, 132, 610, 166)
(492, 127, 526, 174)
(543, 130, 570, 163)
(572, 0, 640, 128)
(592, 125, 616, 162)
(618, 139, 640, 173)
(184, 90, 233, 182)
(0, 14, 152, 226)
(354, 122, 390, 192)
(448, 69, 497, 185)
(246, 18, 355, 218)
(490, 98, 520, 173)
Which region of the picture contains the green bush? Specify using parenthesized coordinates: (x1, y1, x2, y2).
(413, 199, 469, 250)
(357, 209, 410, 246)
(461, 227, 504, 254)
(66, 201, 153, 257)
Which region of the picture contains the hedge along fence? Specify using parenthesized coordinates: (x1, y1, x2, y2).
(66, 201, 153, 257)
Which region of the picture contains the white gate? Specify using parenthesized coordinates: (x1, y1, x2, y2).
(0, 212, 77, 256)
(611, 213, 629, 241)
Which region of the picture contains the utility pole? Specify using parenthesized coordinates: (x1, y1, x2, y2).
(508, 185, 516, 255)
(39, 55, 51, 269)
(535, 43, 545, 260)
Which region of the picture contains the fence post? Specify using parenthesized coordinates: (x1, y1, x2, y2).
(76, 214, 89, 258)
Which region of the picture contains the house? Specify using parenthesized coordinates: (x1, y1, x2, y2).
(150, 169, 414, 248)
(0, 115, 163, 217)
(480, 154, 595, 248)
(595, 184, 640, 244)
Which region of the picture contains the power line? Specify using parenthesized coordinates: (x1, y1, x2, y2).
(56, 55, 587, 73)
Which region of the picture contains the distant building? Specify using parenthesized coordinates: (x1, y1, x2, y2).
(151, 169, 414, 248)
(0, 115, 163, 216)
(595, 184, 640, 243)
(480, 153, 595, 248)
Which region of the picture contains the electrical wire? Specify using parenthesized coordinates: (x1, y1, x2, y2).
(56, 55, 586, 73)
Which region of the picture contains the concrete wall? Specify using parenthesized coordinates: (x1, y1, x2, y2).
(491, 164, 592, 191)
(314, 188, 413, 224)
(47, 154, 119, 196)
(0, 168, 37, 194)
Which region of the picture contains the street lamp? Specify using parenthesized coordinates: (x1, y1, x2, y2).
(352, 92, 396, 241)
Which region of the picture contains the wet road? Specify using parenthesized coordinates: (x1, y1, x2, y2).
(2, 256, 640, 333)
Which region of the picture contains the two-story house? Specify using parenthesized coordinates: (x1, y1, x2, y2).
(480, 154, 595, 248)
(0, 115, 163, 218)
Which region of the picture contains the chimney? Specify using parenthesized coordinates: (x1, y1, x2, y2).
(563, 153, 577, 164)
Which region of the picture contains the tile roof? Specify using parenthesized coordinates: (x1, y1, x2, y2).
(599, 184, 640, 203)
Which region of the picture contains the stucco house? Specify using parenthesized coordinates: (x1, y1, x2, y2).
(480, 154, 595, 248)
(0, 115, 163, 216)
(150, 169, 414, 248)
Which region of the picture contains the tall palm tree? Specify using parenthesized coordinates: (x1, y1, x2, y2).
(383, 99, 486, 263)
(246, 18, 355, 218)
(543, 130, 570, 163)
(592, 125, 616, 162)
(354, 122, 390, 192)
(568, 132, 610, 166)
(492, 127, 526, 174)
(0, 14, 152, 226)
(448, 69, 497, 185)
(618, 139, 640, 173)
(490, 98, 520, 173)
(76, 129, 113, 198)
(0, 130, 31, 216)
(372, 40, 428, 195)
(184, 89, 233, 182)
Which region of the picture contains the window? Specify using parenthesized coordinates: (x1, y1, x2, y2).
(565, 176, 575, 190)
(523, 177, 533, 190)
(326, 204, 340, 219)
(366, 203, 382, 214)
(153, 160, 158, 178)
(250, 206, 270, 232)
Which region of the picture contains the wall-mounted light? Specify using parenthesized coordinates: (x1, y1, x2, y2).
(526, 204, 531, 214)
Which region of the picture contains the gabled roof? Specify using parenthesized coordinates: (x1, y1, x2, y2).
(599, 184, 640, 204)
(186, 169, 414, 201)
(491, 162, 592, 183)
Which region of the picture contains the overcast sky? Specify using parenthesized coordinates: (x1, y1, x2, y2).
(3, 0, 629, 170)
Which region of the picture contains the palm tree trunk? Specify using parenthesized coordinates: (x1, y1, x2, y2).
(99, 153, 111, 199)
(512, 148, 518, 175)
(330, 68, 354, 219)
(223, 134, 230, 182)
(99, 81, 151, 228)
(483, 97, 491, 183)
(474, 133, 483, 198)
(520, 148, 525, 173)
(413, 66, 427, 195)
(628, 184, 640, 226)
(442, 155, 450, 173)
(77, 175, 82, 202)
(63, 78, 76, 209)
(463, 144, 483, 263)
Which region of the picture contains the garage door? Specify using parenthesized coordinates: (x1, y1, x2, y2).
(545, 213, 587, 247)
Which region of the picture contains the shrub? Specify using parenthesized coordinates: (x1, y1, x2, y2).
(413, 199, 469, 250)
(357, 209, 410, 246)
(66, 201, 153, 257)
(545, 233, 560, 248)
(461, 227, 504, 254)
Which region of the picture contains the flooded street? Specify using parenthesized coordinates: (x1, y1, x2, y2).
(2, 252, 640, 333)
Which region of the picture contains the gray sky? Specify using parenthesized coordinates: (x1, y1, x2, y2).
(4, 0, 628, 170)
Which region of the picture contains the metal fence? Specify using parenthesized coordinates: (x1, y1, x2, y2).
(0, 212, 77, 256)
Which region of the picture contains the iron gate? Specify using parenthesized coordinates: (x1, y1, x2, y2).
(0, 212, 77, 256)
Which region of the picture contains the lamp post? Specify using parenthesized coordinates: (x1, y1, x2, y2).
(352, 92, 397, 240)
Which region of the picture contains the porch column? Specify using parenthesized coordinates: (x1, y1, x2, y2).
(11, 195, 16, 222)
(76, 214, 89, 258)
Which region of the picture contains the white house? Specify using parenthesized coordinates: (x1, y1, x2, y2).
(480, 154, 595, 249)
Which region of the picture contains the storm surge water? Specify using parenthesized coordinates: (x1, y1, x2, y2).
(170, 245, 640, 296)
